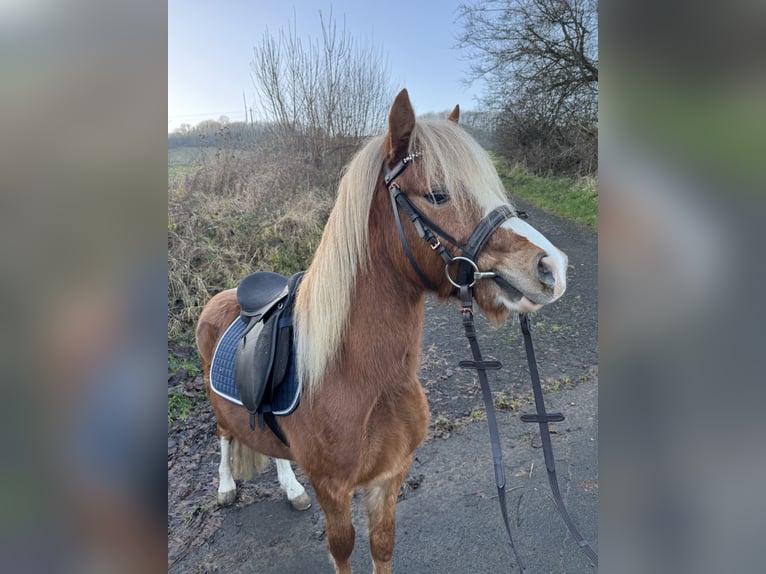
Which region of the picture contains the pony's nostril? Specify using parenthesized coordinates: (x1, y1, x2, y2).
(537, 255, 556, 288)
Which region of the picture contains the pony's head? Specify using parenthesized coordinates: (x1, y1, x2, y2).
(382, 89, 568, 323)
(296, 89, 569, 391)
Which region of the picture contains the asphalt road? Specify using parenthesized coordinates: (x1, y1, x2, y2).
(199, 380, 598, 574)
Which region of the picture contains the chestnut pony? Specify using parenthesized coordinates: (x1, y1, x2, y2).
(196, 89, 568, 573)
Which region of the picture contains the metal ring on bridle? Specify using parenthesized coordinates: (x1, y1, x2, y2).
(446, 256, 479, 288)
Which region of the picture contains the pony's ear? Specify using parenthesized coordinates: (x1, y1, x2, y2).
(447, 104, 460, 123)
(385, 89, 416, 163)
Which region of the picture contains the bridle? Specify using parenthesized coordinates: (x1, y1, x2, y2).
(383, 153, 598, 572)
(384, 152, 524, 296)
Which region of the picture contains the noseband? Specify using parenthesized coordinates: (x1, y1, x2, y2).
(383, 153, 525, 295)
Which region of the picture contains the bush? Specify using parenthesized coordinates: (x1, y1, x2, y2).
(167, 132, 341, 339)
(496, 107, 597, 177)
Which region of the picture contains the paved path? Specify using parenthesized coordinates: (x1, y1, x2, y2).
(204, 380, 597, 574)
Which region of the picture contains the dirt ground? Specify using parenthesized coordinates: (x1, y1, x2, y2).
(168, 198, 598, 573)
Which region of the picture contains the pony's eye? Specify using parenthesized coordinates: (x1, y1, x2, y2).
(424, 189, 450, 205)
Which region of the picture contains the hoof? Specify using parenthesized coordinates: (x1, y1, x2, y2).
(289, 492, 312, 511)
(217, 489, 237, 506)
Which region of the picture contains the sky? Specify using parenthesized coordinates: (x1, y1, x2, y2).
(168, 0, 486, 133)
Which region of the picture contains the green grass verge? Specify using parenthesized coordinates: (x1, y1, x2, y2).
(492, 155, 598, 228)
(168, 389, 193, 424)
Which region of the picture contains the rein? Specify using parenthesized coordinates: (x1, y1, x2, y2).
(384, 155, 598, 571)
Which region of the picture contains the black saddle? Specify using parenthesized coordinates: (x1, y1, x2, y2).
(237, 271, 289, 317)
(234, 271, 304, 445)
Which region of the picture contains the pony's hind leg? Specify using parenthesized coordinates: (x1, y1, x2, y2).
(217, 435, 237, 506)
(363, 464, 411, 574)
(275, 458, 311, 511)
(216, 432, 268, 506)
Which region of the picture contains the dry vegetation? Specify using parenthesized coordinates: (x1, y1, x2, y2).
(169, 11, 395, 342)
(167, 136, 344, 340)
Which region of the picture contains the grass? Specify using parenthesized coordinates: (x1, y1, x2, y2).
(168, 146, 218, 165)
(469, 408, 484, 422)
(167, 143, 330, 339)
(168, 388, 193, 424)
(433, 415, 454, 434)
(492, 154, 598, 228)
(494, 393, 523, 411)
(168, 352, 201, 377)
(544, 375, 573, 393)
(168, 164, 198, 184)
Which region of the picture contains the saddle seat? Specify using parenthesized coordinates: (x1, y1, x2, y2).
(237, 271, 289, 317)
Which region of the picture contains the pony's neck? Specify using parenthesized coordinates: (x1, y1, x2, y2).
(296, 175, 430, 395)
(334, 187, 428, 392)
(340, 262, 426, 391)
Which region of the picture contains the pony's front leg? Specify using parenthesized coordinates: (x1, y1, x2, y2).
(315, 484, 355, 574)
(217, 435, 237, 506)
(275, 458, 312, 510)
(363, 464, 410, 574)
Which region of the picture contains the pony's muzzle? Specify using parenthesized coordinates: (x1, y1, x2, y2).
(537, 250, 568, 301)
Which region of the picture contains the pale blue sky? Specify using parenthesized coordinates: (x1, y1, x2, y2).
(168, 0, 485, 132)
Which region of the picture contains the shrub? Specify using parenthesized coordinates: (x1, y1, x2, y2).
(168, 133, 341, 339)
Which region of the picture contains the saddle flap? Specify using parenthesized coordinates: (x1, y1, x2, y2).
(233, 271, 305, 418)
(235, 305, 284, 413)
(262, 317, 292, 404)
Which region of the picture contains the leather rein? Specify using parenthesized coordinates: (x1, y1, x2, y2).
(383, 155, 598, 571)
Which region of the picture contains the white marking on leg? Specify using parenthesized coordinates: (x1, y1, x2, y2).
(275, 458, 305, 500)
(218, 436, 236, 498)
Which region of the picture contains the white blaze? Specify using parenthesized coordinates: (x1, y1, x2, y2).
(503, 217, 568, 295)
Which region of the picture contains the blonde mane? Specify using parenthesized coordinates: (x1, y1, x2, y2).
(295, 120, 511, 395)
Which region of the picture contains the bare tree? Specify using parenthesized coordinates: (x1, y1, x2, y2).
(458, 0, 598, 174)
(250, 10, 396, 163)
